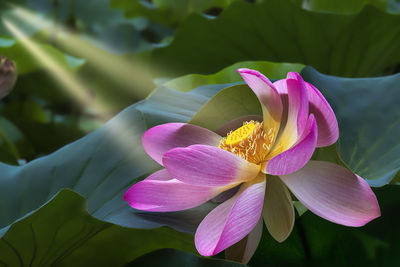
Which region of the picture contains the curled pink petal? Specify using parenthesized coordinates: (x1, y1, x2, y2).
(279, 161, 381, 227)
(274, 76, 338, 148)
(142, 123, 221, 165)
(163, 144, 260, 187)
(195, 176, 266, 256)
(272, 75, 309, 150)
(237, 68, 283, 144)
(266, 114, 317, 175)
(306, 82, 339, 147)
(286, 72, 309, 137)
(124, 169, 221, 212)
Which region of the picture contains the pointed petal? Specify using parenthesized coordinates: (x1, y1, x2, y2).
(163, 144, 260, 187)
(225, 218, 263, 264)
(237, 68, 283, 144)
(263, 175, 295, 242)
(195, 176, 266, 256)
(124, 169, 221, 212)
(280, 161, 381, 227)
(266, 114, 317, 175)
(271, 74, 309, 152)
(306, 82, 339, 147)
(142, 123, 221, 165)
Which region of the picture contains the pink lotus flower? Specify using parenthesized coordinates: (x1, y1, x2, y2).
(124, 69, 380, 262)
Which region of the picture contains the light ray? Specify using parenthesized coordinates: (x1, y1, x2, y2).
(7, 4, 169, 100)
(2, 18, 114, 120)
(2, 17, 156, 156)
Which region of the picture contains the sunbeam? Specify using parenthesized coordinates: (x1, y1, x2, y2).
(2, 12, 155, 157)
(6, 4, 168, 100)
(2, 17, 113, 120)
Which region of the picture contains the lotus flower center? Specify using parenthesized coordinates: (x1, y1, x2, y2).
(219, 121, 275, 164)
(225, 122, 256, 145)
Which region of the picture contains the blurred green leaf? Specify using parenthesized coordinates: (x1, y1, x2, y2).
(0, 189, 195, 266)
(125, 248, 246, 267)
(0, 35, 83, 75)
(112, 0, 239, 26)
(152, 0, 400, 77)
(22, 0, 170, 54)
(303, 0, 389, 13)
(0, 118, 20, 165)
(165, 61, 304, 92)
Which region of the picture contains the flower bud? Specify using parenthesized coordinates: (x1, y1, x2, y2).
(0, 56, 17, 100)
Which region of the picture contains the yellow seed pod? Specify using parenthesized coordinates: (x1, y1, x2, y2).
(225, 122, 256, 145)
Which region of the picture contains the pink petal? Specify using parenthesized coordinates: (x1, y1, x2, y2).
(286, 72, 309, 136)
(263, 175, 295, 242)
(272, 74, 309, 150)
(195, 176, 266, 256)
(274, 77, 338, 148)
(266, 114, 317, 175)
(123, 169, 221, 212)
(142, 123, 221, 165)
(163, 144, 260, 187)
(225, 218, 263, 264)
(279, 161, 381, 227)
(237, 68, 283, 144)
(306, 82, 339, 147)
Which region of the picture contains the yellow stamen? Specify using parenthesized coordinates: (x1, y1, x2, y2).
(219, 121, 276, 165)
(225, 122, 256, 145)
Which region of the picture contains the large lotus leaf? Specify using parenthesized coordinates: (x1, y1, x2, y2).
(164, 61, 304, 92)
(0, 189, 196, 267)
(301, 67, 400, 186)
(152, 0, 400, 77)
(0, 83, 229, 237)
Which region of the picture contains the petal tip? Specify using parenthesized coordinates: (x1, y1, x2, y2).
(286, 71, 302, 80)
(237, 68, 264, 79)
